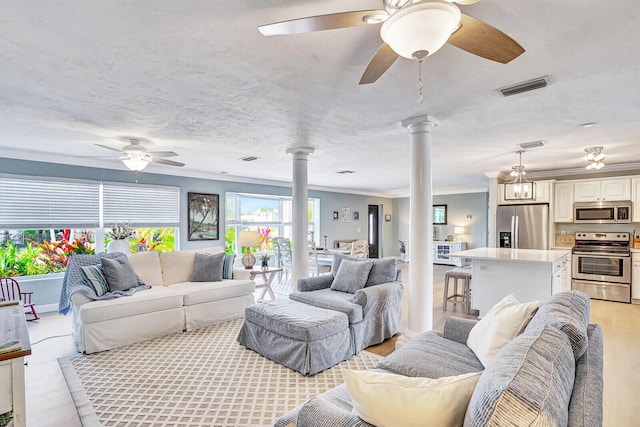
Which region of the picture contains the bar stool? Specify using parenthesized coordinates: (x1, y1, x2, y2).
(443, 268, 472, 314)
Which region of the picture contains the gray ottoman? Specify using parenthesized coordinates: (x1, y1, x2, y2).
(237, 299, 353, 376)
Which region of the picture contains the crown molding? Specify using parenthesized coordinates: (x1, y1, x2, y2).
(498, 162, 640, 181)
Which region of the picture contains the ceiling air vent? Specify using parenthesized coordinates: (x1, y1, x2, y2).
(518, 140, 546, 150)
(497, 76, 550, 97)
(337, 170, 355, 174)
(240, 156, 259, 162)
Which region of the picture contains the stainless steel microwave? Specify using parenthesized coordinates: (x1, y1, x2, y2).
(573, 201, 632, 224)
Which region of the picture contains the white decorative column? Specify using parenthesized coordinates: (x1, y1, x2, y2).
(401, 114, 439, 337)
(287, 147, 314, 291)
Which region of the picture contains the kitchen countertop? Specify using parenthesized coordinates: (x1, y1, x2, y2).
(450, 247, 570, 263)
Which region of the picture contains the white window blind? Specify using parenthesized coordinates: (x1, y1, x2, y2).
(102, 182, 180, 227)
(0, 175, 100, 228)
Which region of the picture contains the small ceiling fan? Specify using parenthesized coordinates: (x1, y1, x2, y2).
(91, 137, 185, 171)
(258, 0, 524, 88)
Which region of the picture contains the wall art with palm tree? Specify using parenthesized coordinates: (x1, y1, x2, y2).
(188, 192, 219, 241)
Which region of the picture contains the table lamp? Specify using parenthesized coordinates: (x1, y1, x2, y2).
(239, 231, 260, 269)
(454, 226, 465, 241)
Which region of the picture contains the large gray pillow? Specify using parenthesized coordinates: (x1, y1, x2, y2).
(464, 325, 576, 427)
(330, 259, 373, 293)
(101, 255, 145, 292)
(191, 252, 225, 282)
(331, 253, 357, 276)
(365, 258, 397, 287)
(524, 290, 590, 359)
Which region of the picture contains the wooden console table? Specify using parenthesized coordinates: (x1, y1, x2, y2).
(0, 301, 31, 427)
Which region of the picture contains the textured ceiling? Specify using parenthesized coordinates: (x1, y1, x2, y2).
(1, 0, 639, 196)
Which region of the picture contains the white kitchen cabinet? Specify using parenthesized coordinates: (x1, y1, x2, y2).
(554, 182, 574, 222)
(433, 242, 467, 267)
(574, 178, 631, 202)
(632, 178, 640, 223)
(633, 252, 640, 303)
(498, 180, 551, 205)
(551, 254, 571, 294)
(562, 255, 572, 292)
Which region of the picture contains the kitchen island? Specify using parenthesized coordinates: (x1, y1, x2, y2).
(449, 247, 571, 317)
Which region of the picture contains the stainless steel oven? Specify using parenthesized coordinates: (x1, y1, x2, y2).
(571, 232, 631, 303)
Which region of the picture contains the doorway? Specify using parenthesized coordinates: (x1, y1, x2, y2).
(367, 205, 379, 258)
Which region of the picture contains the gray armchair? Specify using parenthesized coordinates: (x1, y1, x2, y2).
(289, 255, 403, 354)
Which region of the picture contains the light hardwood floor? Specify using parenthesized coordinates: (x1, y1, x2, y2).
(22, 263, 640, 426)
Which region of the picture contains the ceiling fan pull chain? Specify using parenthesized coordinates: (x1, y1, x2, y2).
(417, 59, 424, 104)
(412, 50, 428, 104)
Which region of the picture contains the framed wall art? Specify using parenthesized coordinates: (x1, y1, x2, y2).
(333, 211, 339, 221)
(340, 207, 351, 222)
(188, 192, 219, 241)
(433, 204, 448, 225)
(353, 211, 359, 220)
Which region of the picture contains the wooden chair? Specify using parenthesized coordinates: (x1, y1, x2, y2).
(308, 246, 331, 276)
(350, 239, 369, 258)
(0, 277, 40, 321)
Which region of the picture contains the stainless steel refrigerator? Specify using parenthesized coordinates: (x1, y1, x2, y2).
(496, 204, 549, 250)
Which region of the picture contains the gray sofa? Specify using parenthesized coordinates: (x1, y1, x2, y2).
(276, 291, 603, 427)
(289, 255, 403, 354)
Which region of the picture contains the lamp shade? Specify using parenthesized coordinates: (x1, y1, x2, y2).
(239, 231, 260, 247)
(454, 226, 465, 235)
(380, 1, 461, 59)
(122, 157, 148, 171)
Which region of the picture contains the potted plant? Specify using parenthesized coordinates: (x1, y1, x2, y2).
(398, 240, 407, 263)
(259, 254, 270, 270)
(107, 222, 133, 254)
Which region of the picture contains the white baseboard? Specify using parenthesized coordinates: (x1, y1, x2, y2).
(36, 303, 58, 314)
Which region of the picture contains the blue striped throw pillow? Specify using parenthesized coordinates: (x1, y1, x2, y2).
(80, 264, 110, 296)
(222, 254, 235, 279)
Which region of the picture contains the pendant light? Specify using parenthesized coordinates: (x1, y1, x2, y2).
(504, 150, 535, 200)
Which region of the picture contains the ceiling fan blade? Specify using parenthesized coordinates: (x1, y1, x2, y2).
(146, 151, 178, 158)
(258, 10, 388, 36)
(95, 143, 123, 152)
(359, 43, 400, 85)
(149, 157, 185, 167)
(447, 14, 524, 64)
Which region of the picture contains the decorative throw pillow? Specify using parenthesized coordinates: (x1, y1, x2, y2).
(343, 369, 481, 427)
(365, 258, 397, 287)
(464, 326, 575, 427)
(222, 254, 235, 279)
(191, 252, 226, 282)
(330, 260, 374, 293)
(101, 255, 145, 292)
(331, 253, 358, 276)
(80, 264, 110, 296)
(466, 293, 540, 367)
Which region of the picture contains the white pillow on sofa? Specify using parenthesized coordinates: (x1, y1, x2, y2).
(159, 247, 223, 285)
(467, 293, 540, 367)
(342, 369, 481, 427)
(127, 251, 163, 286)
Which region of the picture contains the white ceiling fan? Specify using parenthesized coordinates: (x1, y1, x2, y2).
(90, 137, 185, 171)
(259, 0, 524, 91)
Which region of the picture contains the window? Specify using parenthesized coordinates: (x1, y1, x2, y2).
(225, 192, 320, 254)
(0, 174, 180, 276)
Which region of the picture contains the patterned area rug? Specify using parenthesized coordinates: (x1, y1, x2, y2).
(59, 318, 380, 427)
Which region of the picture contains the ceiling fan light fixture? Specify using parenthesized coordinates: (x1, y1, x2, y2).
(122, 157, 149, 172)
(380, 1, 460, 59)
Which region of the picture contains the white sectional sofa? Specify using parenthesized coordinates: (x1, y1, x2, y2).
(69, 247, 255, 354)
